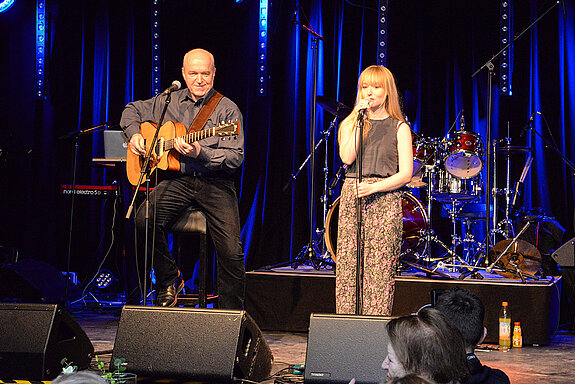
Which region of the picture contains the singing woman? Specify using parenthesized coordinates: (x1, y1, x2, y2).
(336, 65, 413, 315)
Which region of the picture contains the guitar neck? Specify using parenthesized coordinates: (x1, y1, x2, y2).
(163, 127, 219, 151)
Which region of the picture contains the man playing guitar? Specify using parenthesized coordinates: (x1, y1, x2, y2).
(120, 48, 245, 309)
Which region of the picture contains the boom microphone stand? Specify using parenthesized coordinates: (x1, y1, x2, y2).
(523, 117, 575, 231)
(58, 122, 110, 306)
(471, 0, 561, 262)
(125, 91, 173, 305)
(270, 12, 331, 270)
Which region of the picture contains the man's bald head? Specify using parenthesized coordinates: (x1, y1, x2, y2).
(182, 48, 216, 101)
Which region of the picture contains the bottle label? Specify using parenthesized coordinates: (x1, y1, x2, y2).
(499, 319, 511, 340)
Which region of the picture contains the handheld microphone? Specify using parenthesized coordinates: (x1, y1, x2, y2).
(290, 8, 299, 28)
(162, 80, 181, 95)
(328, 164, 347, 192)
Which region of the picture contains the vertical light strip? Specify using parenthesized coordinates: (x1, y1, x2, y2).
(500, 0, 513, 95)
(151, 0, 161, 95)
(35, 0, 46, 99)
(377, 0, 388, 66)
(258, 0, 268, 96)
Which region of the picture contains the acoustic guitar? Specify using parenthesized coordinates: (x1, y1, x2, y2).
(126, 120, 239, 186)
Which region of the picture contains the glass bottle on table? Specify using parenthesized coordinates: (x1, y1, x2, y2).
(499, 301, 511, 351)
(512, 321, 523, 348)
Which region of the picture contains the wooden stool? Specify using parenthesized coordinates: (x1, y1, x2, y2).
(168, 207, 217, 308)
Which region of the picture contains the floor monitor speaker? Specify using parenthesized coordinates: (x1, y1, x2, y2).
(552, 237, 575, 267)
(304, 313, 392, 384)
(0, 259, 82, 303)
(0, 303, 94, 380)
(112, 306, 273, 382)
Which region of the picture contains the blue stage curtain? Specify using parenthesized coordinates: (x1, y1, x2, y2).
(1, 0, 574, 276)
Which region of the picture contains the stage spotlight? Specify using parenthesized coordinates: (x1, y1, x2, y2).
(95, 269, 114, 289)
(0, 0, 15, 14)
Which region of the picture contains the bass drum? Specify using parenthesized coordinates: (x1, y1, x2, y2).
(325, 192, 428, 262)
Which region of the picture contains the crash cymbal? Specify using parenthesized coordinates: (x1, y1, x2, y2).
(488, 238, 541, 279)
(496, 145, 532, 154)
(316, 96, 352, 119)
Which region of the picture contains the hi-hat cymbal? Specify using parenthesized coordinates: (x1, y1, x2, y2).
(496, 145, 532, 154)
(488, 238, 541, 278)
(316, 96, 352, 119)
(407, 175, 427, 188)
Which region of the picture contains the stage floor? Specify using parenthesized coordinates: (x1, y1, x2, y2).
(1, 266, 573, 383)
(1, 308, 573, 384)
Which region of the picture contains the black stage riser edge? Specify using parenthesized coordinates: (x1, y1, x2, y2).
(0, 303, 94, 380)
(112, 306, 273, 382)
(305, 314, 392, 384)
(245, 271, 560, 345)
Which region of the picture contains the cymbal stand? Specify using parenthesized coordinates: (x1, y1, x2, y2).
(495, 137, 516, 238)
(416, 165, 463, 267)
(434, 200, 475, 271)
(421, 164, 437, 264)
(273, 117, 338, 270)
(486, 220, 532, 274)
(459, 217, 485, 265)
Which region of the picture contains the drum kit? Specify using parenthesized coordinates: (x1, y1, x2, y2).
(315, 97, 543, 280)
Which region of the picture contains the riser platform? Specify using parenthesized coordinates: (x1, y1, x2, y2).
(245, 269, 561, 346)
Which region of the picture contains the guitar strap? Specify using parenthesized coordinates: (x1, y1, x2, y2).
(188, 90, 224, 133)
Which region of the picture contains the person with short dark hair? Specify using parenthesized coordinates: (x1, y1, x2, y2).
(383, 307, 471, 384)
(434, 288, 510, 384)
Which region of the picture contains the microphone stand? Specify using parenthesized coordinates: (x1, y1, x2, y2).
(125, 92, 172, 305)
(269, 15, 329, 270)
(58, 121, 109, 306)
(355, 111, 365, 315)
(524, 121, 575, 232)
(471, 0, 560, 263)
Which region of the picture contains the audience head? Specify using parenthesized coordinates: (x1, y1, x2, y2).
(383, 307, 470, 384)
(51, 371, 107, 384)
(387, 373, 434, 384)
(434, 288, 486, 352)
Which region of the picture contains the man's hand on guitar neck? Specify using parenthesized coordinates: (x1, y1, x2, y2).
(174, 137, 201, 159)
(129, 133, 147, 156)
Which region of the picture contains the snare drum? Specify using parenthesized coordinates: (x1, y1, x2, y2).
(431, 169, 483, 202)
(444, 131, 483, 178)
